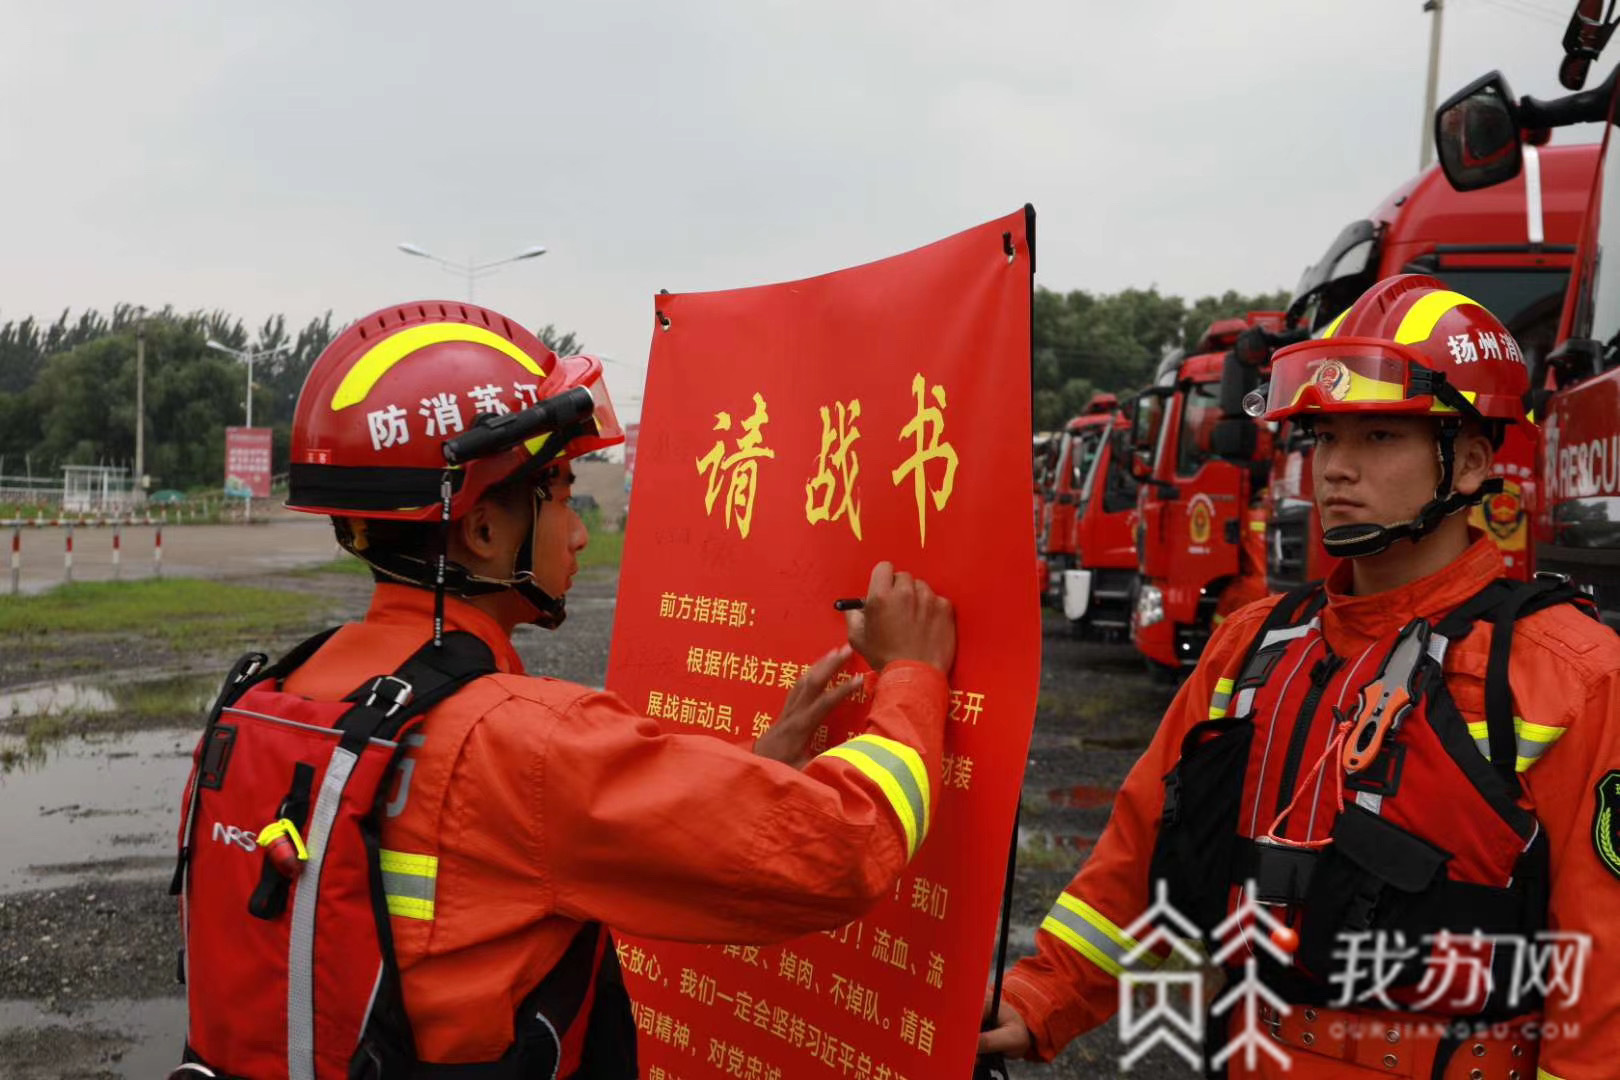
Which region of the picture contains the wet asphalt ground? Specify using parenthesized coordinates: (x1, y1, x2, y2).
(0, 566, 1189, 1079)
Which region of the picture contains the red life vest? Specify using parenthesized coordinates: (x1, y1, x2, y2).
(171, 630, 634, 1079)
(1150, 576, 1595, 1017)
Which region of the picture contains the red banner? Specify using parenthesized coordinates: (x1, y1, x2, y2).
(605, 208, 1040, 1080)
(224, 426, 273, 498)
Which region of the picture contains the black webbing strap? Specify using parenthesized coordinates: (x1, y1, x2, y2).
(1434, 575, 1600, 789)
(333, 631, 498, 753)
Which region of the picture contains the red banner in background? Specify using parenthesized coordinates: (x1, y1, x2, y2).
(605, 208, 1040, 1079)
(224, 426, 273, 498)
(625, 421, 641, 481)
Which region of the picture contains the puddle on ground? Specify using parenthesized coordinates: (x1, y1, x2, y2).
(0, 672, 217, 722)
(0, 726, 197, 894)
(1046, 783, 1118, 809)
(0, 996, 186, 1078)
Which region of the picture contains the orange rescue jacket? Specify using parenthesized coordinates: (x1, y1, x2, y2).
(1003, 536, 1620, 1079)
(281, 584, 948, 1069)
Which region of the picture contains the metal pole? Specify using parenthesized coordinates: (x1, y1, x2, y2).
(135, 325, 146, 495)
(113, 524, 122, 581)
(1421, 0, 1445, 170)
(10, 526, 19, 596)
(64, 524, 74, 584)
(154, 525, 163, 578)
(246, 349, 254, 428)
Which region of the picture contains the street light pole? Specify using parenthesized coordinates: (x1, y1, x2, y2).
(1421, 0, 1445, 170)
(207, 340, 292, 428)
(397, 242, 548, 302)
(135, 323, 145, 496)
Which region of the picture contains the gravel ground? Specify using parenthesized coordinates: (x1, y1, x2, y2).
(0, 574, 1195, 1079)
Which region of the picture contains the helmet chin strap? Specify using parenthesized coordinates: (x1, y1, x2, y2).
(337, 469, 570, 638)
(508, 486, 567, 630)
(1318, 417, 1504, 560)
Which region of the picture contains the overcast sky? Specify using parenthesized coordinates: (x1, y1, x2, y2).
(0, 0, 1605, 421)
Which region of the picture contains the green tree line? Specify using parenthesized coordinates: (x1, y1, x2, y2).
(1031, 285, 1291, 431)
(0, 284, 1287, 490)
(0, 307, 585, 492)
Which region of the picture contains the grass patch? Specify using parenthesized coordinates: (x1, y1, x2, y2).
(0, 578, 326, 650)
(579, 527, 623, 570)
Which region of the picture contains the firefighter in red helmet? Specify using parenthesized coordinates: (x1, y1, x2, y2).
(177, 301, 956, 1079)
(979, 276, 1620, 1078)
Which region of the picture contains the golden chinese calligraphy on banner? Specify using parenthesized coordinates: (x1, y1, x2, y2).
(607, 207, 1040, 1078)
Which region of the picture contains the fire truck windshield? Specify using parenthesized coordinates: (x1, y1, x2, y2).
(1176, 381, 1223, 476)
(1578, 116, 1620, 367)
(1289, 221, 1380, 332)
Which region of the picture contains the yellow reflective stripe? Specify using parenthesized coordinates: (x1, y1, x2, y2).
(1040, 893, 1159, 979)
(1536, 1070, 1567, 1080)
(1209, 677, 1234, 719)
(820, 735, 930, 858)
(379, 850, 438, 878)
(385, 895, 435, 920)
(1517, 718, 1565, 745)
(1320, 308, 1349, 339)
(1394, 289, 1479, 345)
(1467, 717, 1567, 772)
(1249, 519, 1267, 532)
(331, 323, 547, 411)
(379, 849, 438, 921)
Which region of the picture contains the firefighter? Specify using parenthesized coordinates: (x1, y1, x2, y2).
(260, 302, 955, 1075)
(978, 276, 1620, 1078)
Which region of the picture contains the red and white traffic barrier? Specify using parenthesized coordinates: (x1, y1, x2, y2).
(64, 524, 74, 584)
(155, 525, 164, 578)
(112, 524, 122, 581)
(9, 526, 18, 596)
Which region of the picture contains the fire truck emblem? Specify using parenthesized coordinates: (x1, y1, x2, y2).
(1188, 493, 1214, 545)
(1313, 360, 1351, 401)
(1595, 770, 1620, 882)
(1483, 480, 1524, 542)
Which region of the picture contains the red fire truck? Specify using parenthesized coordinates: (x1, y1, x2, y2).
(1266, 140, 1598, 591)
(1130, 314, 1285, 673)
(1058, 403, 1139, 638)
(1038, 394, 1121, 609)
(1432, 0, 1620, 628)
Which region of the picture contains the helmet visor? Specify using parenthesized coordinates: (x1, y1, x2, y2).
(1255, 340, 1431, 420)
(553, 355, 625, 456)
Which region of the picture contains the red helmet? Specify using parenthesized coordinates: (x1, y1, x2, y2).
(287, 301, 623, 521)
(1256, 274, 1528, 425)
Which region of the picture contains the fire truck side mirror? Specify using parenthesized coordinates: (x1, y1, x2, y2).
(1435, 71, 1524, 192)
(1210, 417, 1258, 461)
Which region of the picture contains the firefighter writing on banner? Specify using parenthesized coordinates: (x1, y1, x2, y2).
(171, 301, 957, 1080)
(978, 277, 1620, 1078)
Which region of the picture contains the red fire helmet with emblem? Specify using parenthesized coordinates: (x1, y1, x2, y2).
(1254, 274, 1529, 428)
(287, 301, 623, 522)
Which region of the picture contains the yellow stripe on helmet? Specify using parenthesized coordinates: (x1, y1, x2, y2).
(1393, 290, 1480, 345)
(331, 323, 547, 411)
(1320, 309, 1350, 339)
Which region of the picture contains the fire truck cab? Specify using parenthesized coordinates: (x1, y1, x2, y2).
(1130, 314, 1284, 673)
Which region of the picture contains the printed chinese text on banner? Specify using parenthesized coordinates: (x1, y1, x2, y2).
(224, 426, 273, 498)
(605, 207, 1041, 1079)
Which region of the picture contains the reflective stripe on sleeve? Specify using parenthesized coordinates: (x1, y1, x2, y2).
(1039, 893, 1160, 979)
(1209, 677, 1235, 720)
(819, 734, 931, 859)
(1536, 1070, 1566, 1080)
(379, 849, 438, 920)
(1465, 716, 1567, 773)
